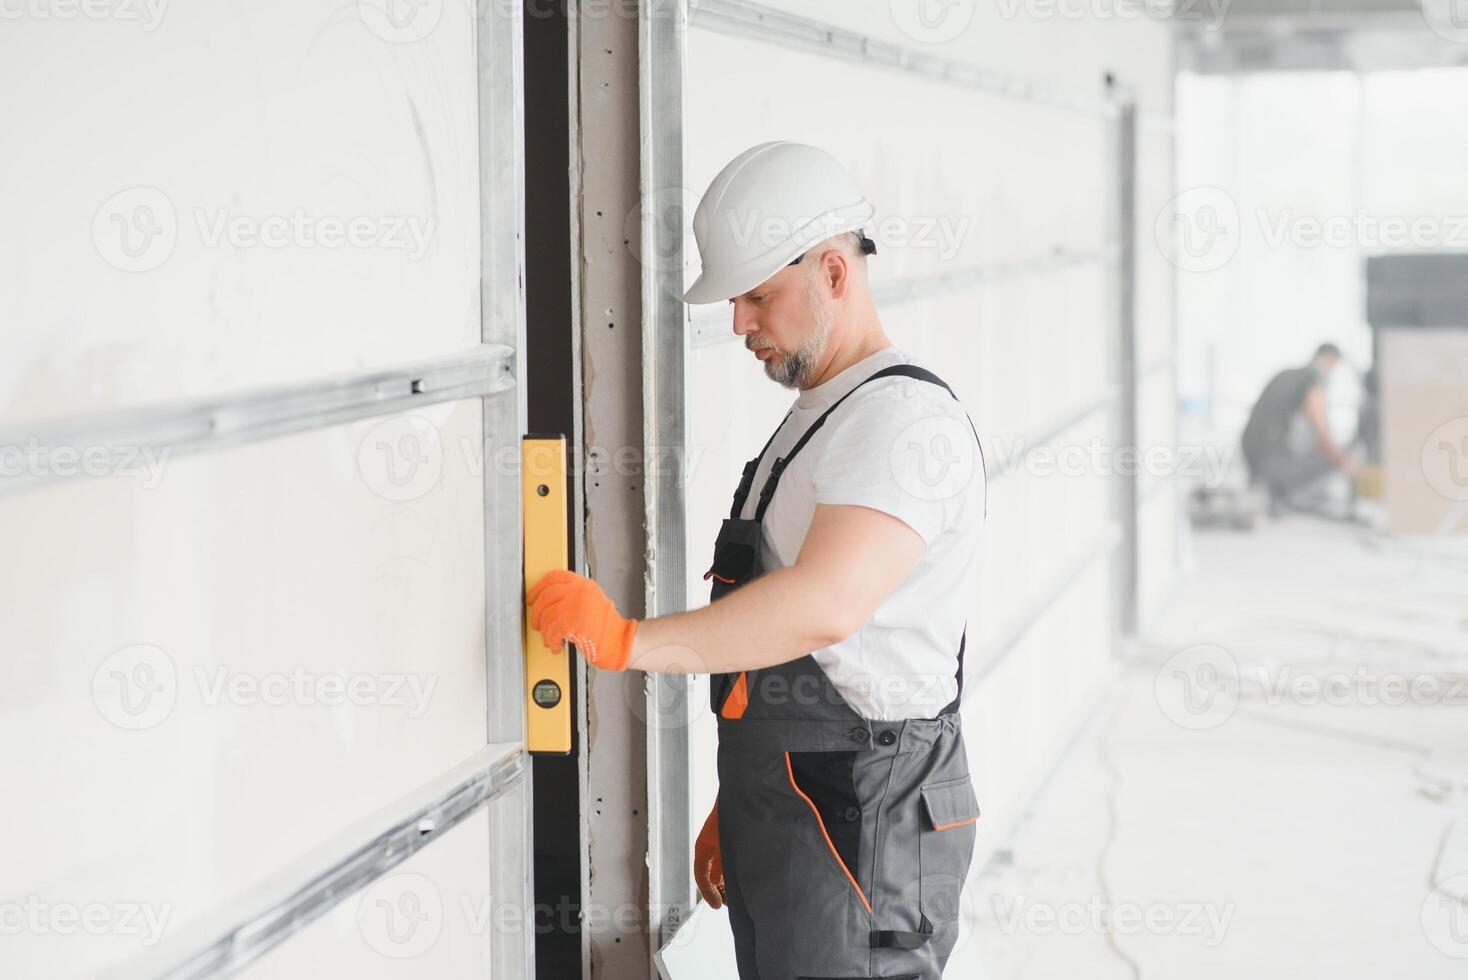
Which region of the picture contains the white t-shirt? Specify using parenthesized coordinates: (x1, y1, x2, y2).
(739, 346, 986, 721)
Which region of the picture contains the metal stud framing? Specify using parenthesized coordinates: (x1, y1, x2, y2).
(641, 0, 696, 958)
(48, 1, 537, 977)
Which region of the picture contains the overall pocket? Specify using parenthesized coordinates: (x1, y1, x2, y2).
(704, 517, 763, 598)
(916, 774, 980, 925)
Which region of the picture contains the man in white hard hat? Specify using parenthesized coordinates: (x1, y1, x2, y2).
(528, 141, 985, 979)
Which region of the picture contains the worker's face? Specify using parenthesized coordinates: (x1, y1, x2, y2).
(729, 258, 836, 390)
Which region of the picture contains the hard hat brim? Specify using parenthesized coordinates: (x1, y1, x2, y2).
(682, 266, 770, 305)
(680, 207, 875, 305)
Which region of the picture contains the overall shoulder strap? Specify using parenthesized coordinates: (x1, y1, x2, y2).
(940, 625, 966, 715)
(754, 363, 986, 522)
(740, 362, 980, 717)
(728, 408, 793, 519)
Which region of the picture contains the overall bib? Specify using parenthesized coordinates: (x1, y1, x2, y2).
(703, 364, 983, 980)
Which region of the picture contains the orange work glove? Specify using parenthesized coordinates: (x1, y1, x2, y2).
(526, 569, 637, 671)
(694, 799, 725, 908)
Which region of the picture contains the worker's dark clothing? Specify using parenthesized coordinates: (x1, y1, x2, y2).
(1357, 369, 1380, 466)
(1240, 364, 1334, 500)
(703, 364, 981, 980)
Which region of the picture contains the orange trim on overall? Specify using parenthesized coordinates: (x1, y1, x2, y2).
(784, 752, 873, 915)
(719, 672, 749, 720)
(931, 816, 980, 831)
(702, 569, 736, 584)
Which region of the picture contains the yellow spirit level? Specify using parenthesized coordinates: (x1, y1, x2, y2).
(522, 434, 571, 754)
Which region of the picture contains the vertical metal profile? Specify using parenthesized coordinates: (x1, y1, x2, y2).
(640, 0, 694, 958)
(1111, 96, 1140, 639)
(477, 0, 534, 974)
(576, 0, 653, 974)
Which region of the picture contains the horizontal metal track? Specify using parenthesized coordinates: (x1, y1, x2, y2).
(689, 247, 1118, 349)
(0, 345, 516, 495)
(104, 742, 527, 980)
(970, 522, 1122, 686)
(689, 0, 1117, 117)
(872, 247, 1119, 310)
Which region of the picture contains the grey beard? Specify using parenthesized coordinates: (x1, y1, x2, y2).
(766, 287, 835, 389)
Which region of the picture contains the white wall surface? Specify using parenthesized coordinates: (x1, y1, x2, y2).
(238, 810, 494, 979)
(0, 0, 482, 429)
(0, 399, 496, 978)
(1174, 71, 1366, 442)
(0, 4, 505, 977)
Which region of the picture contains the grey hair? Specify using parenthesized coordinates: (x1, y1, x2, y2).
(796, 231, 869, 266)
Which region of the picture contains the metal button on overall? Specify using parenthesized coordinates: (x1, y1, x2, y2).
(842, 805, 861, 822)
(878, 730, 898, 746)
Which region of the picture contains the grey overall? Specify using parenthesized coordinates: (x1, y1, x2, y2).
(703, 364, 983, 980)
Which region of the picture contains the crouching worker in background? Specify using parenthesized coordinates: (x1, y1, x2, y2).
(1241, 342, 1359, 516)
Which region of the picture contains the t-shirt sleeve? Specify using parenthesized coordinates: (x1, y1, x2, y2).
(812, 381, 984, 546)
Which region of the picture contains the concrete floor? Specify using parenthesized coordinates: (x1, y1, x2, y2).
(951, 517, 1468, 979)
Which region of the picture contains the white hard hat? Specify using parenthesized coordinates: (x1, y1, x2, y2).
(682, 141, 876, 305)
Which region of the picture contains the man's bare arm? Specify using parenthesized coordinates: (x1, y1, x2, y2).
(627, 503, 925, 674)
(1303, 387, 1353, 471)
